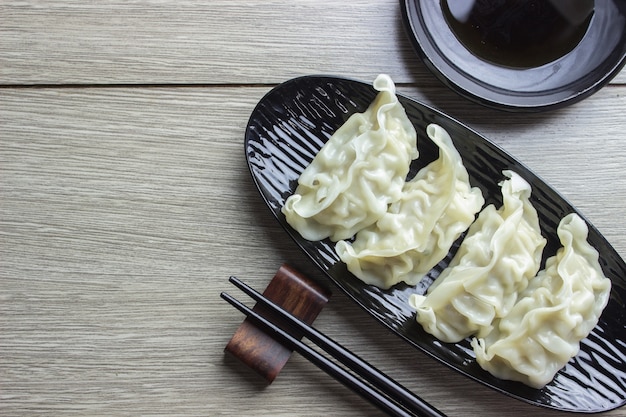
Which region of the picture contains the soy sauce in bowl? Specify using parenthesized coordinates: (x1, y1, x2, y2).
(441, 0, 594, 68)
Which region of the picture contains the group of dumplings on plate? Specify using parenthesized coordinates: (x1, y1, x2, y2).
(281, 75, 611, 389)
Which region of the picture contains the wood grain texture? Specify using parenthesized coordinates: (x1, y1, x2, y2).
(2, 85, 625, 416)
(1, 1, 626, 415)
(3, 0, 622, 87)
(0, 0, 425, 85)
(225, 264, 331, 383)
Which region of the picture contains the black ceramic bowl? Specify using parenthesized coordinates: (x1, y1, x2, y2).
(400, 0, 626, 112)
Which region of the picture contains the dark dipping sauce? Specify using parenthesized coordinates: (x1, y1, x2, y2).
(441, 0, 594, 68)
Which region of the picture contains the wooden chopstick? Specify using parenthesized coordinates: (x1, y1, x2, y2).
(222, 276, 446, 417)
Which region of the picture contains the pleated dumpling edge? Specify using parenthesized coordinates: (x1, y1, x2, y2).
(410, 171, 546, 343)
(336, 123, 484, 289)
(281, 74, 418, 242)
(471, 213, 612, 389)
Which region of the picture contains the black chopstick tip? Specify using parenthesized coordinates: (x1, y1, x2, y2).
(222, 276, 445, 416)
(220, 291, 241, 309)
(229, 275, 246, 289)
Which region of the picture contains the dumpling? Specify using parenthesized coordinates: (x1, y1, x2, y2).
(409, 171, 546, 343)
(471, 213, 612, 388)
(282, 74, 418, 242)
(335, 124, 484, 289)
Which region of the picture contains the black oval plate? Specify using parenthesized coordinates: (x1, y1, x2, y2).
(400, 0, 626, 112)
(244, 75, 626, 413)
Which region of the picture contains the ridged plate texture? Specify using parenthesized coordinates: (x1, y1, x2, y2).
(244, 75, 626, 413)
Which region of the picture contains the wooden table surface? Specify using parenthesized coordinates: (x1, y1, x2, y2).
(2, 1, 625, 416)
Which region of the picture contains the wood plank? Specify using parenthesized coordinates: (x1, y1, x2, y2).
(2, 86, 625, 416)
(4, 0, 622, 87)
(0, 0, 425, 85)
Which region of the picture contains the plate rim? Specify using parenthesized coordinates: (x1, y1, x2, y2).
(244, 74, 626, 412)
(399, 0, 626, 112)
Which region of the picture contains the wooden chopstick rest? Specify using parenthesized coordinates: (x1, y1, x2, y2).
(225, 264, 331, 383)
